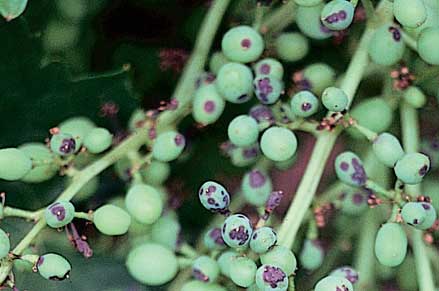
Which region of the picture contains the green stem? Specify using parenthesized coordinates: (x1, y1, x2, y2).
(253, 3, 266, 30)
(400, 101, 435, 291)
(74, 212, 92, 221)
(351, 122, 378, 141)
(402, 30, 418, 51)
(365, 180, 394, 200)
(3, 207, 42, 220)
(260, 1, 295, 34)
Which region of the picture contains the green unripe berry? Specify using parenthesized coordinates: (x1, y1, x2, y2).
(368, 24, 405, 66)
(93, 204, 131, 235)
(249, 227, 277, 254)
(125, 184, 163, 224)
(36, 253, 71, 281)
(221, 25, 264, 63)
(204, 227, 226, 250)
(329, 266, 359, 284)
(59, 116, 95, 149)
(401, 202, 427, 227)
(126, 243, 178, 285)
(297, 4, 332, 40)
(242, 169, 273, 206)
(152, 131, 185, 162)
(151, 214, 181, 250)
(299, 239, 324, 270)
(303, 63, 336, 95)
(417, 27, 439, 65)
(350, 98, 393, 138)
(403, 86, 426, 108)
(0, 148, 32, 181)
(0, 0, 28, 21)
(0, 228, 10, 259)
(321, 0, 355, 31)
(44, 201, 75, 228)
(18, 143, 58, 183)
(221, 214, 253, 248)
(393, 0, 427, 28)
(192, 256, 220, 283)
(229, 143, 260, 167)
(260, 127, 298, 162)
(394, 152, 430, 184)
(128, 108, 146, 132)
(209, 51, 230, 75)
(339, 188, 368, 216)
(217, 250, 238, 277)
(50, 133, 77, 156)
(192, 84, 226, 125)
(228, 115, 259, 147)
(416, 202, 437, 230)
(290, 90, 319, 117)
(314, 276, 354, 291)
(83, 127, 113, 154)
(260, 245, 297, 276)
(181, 280, 226, 291)
(255, 264, 289, 291)
(254, 58, 284, 80)
(229, 256, 257, 287)
(374, 223, 407, 267)
(275, 33, 309, 62)
(321, 87, 349, 112)
(216, 62, 253, 103)
(372, 133, 405, 167)
(335, 151, 367, 186)
(140, 160, 171, 186)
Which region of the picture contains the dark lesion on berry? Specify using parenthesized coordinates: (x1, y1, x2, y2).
(48, 271, 70, 281)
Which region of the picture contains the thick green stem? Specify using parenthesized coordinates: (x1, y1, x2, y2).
(260, 1, 295, 33)
(400, 102, 436, 291)
(3, 207, 42, 220)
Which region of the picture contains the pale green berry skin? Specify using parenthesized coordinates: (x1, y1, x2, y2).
(0, 0, 28, 21)
(393, 0, 426, 28)
(125, 184, 163, 224)
(275, 33, 309, 62)
(303, 63, 336, 95)
(93, 204, 131, 235)
(128, 108, 146, 132)
(255, 264, 289, 291)
(401, 202, 427, 227)
(229, 256, 257, 287)
(151, 214, 181, 250)
(339, 188, 368, 216)
(296, 4, 333, 40)
(83, 127, 113, 154)
(254, 75, 284, 105)
(59, 116, 96, 149)
(193, 84, 226, 125)
(181, 280, 227, 291)
(50, 133, 77, 156)
(228, 115, 260, 147)
(0, 229, 10, 259)
(126, 243, 178, 286)
(192, 256, 220, 283)
(140, 160, 170, 186)
(335, 151, 367, 187)
(403, 86, 426, 108)
(374, 223, 408, 267)
(416, 202, 437, 230)
(368, 24, 405, 66)
(321, 87, 349, 112)
(423, 178, 439, 212)
(329, 266, 359, 284)
(249, 227, 277, 254)
(217, 250, 239, 277)
(254, 58, 284, 80)
(417, 27, 439, 65)
(394, 152, 430, 184)
(230, 143, 260, 167)
(18, 143, 58, 183)
(221, 25, 264, 63)
(321, 0, 355, 30)
(299, 239, 324, 271)
(0, 148, 32, 181)
(314, 276, 354, 291)
(406, 0, 439, 37)
(216, 63, 253, 103)
(260, 245, 297, 276)
(37, 253, 71, 281)
(198, 180, 230, 213)
(260, 127, 298, 162)
(349, 98, 393, 138)
(241, 169, 273, 206)
(290, 90, 319, 117)
(295, 0, 323, 6)
(209, 52, 230, 75)
(221, 214, 253, 249)
(152, 131, 185, 162)
(44, 201, 75, 228)
(372, 133, 405, 167)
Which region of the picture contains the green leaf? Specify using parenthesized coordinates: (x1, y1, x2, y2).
(0, 0, 28, 21)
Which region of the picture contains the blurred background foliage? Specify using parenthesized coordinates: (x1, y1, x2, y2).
(0, 0, 439, 290)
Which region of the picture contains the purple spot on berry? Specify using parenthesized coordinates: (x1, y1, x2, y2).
(340, 267, 359, 284)
(229, 225, 250, 245)
(241, 38, 252, 49)
(193, 268, 209, 282)
(265, 191, 283, 212)
(37, 256, 44, 267)
(419, 165, 428, 176)
(207, 198, 216, 205)
(206, 185, 216, 195)
(256, 77, 273, 103)
(413, 218, 419, 225)
(389, 26, 401, 41)
(338, 10, 347, 20)
(351, 158, 367, 185)
(60, 138, 76, 154)
(422, 203, 431, 210)
(340, 162, 349, 171)
(243, 147, 259, 159)
(262, 265, 286, 288)
(249, 105, 275, 125)
(209, 228, 225, 246)
(49, 203, 66, 221)
(249, 170, 266, 188)
(253, 233, 258, 239)
(260, 64, 271, 75)
(174, 134, 185, 146)
(301, 102, 312, 112)
(199, 188, 203, 196)
(204, 101, 216, 113)
(352, 193, 364, 205)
